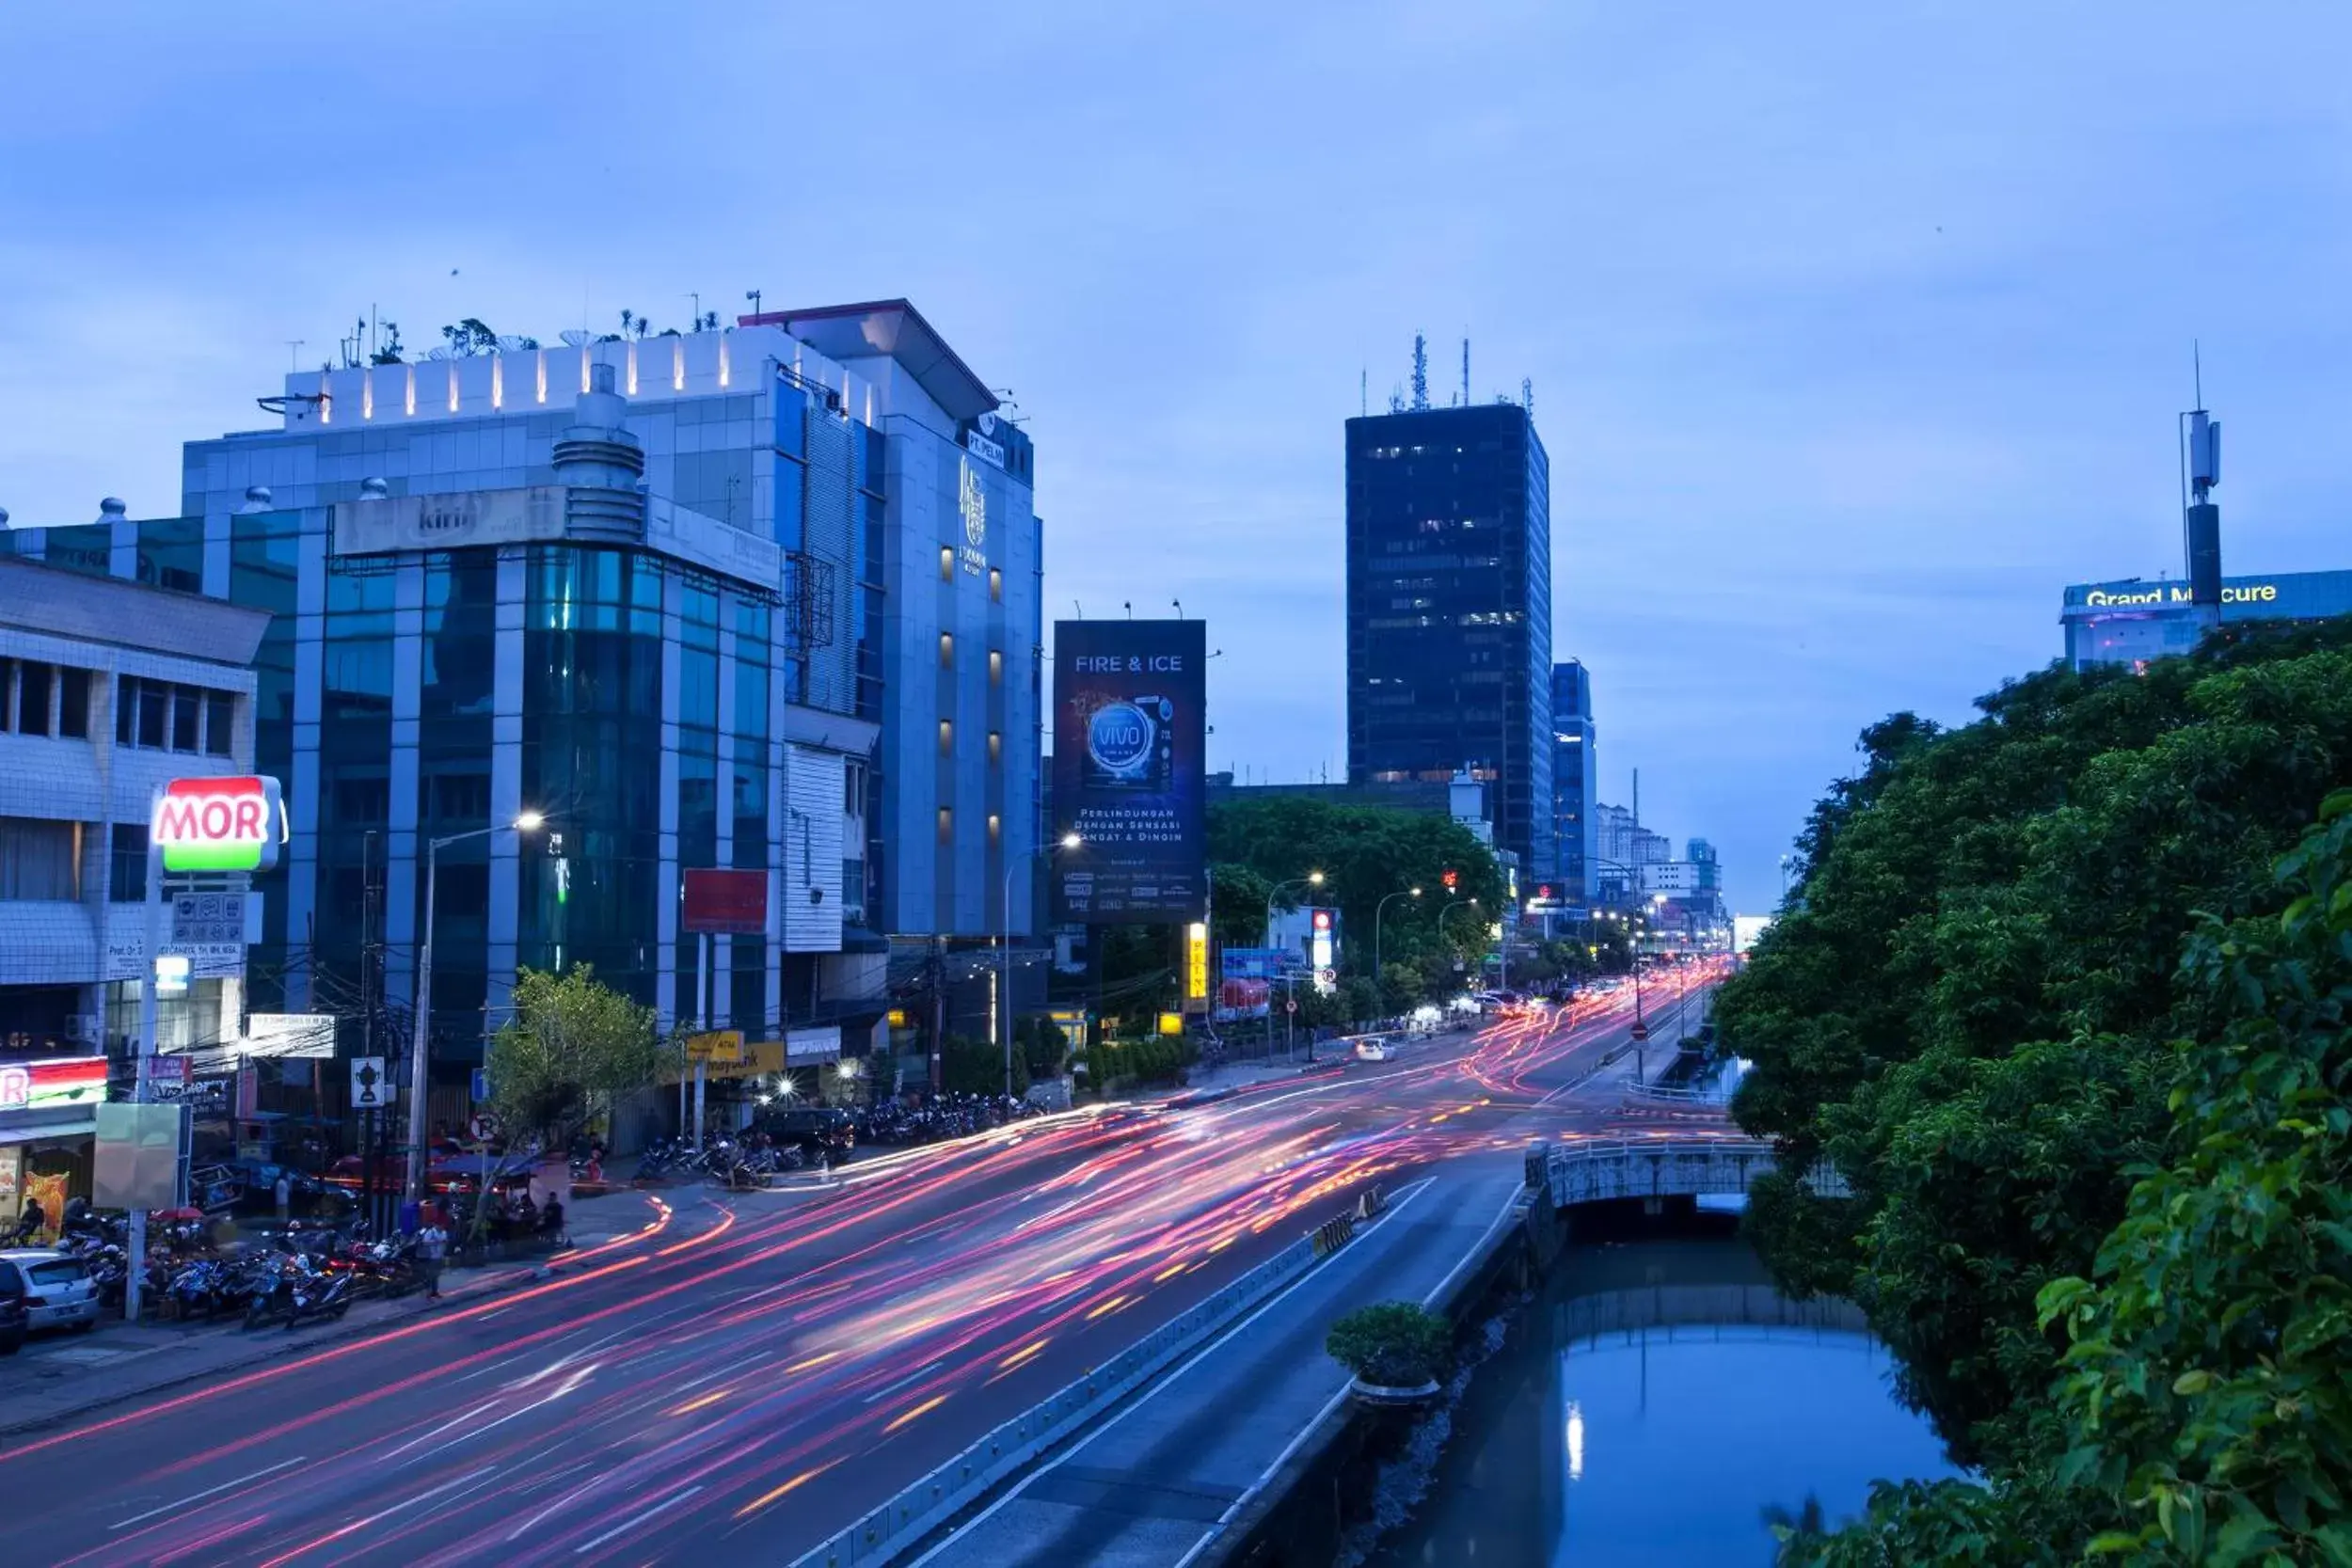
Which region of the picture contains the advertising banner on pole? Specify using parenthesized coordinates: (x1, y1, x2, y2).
(681, 868, 770, 934)
(94, 1103, 186, 1212)
(1051, 619, 1207, 924)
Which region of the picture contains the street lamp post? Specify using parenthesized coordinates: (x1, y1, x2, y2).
(1002, 832, 1081, 1098)
(1372, 887, 1422, 1006)
(409, 811, 545, 1201)
(1263, 871, 1324, 1056)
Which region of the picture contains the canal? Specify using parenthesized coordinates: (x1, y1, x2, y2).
(1365, 1206, 1961, 1566)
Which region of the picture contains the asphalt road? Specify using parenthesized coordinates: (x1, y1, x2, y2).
(6, 970, 1725, 1567)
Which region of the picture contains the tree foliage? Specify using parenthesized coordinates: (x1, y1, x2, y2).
(1719, 622, 2352, 1473)
(1791, 791, 2352, 1565)
(485, 965, 661, 1149)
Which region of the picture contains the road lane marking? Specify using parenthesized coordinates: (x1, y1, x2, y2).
(572, 1484, 704, 1555)
(109, 1457, 307, 1529)
(906, 1177, 1437, 1568)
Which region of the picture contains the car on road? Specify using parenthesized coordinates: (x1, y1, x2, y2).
(1351, 1037, 1393, 1063)
(0, 1249, 99, 1334)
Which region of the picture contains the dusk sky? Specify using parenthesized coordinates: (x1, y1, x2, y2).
(5, 3, 2347, 911)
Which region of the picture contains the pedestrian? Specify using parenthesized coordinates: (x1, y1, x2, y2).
(274, 1172, 292, 1224)
(418, 1215, 449, 1300)
(539, 1191, 565, 1247)
(13, 1196, 45, 1245)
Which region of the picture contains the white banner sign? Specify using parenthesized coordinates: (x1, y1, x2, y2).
(331, 485, 566, 555)
(241, 1013, 336, 1058)
(105, 938, 243, 982)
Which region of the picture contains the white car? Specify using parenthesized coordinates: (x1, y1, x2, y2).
(1353, 1038, 1392, 1063)
(0, 1249, 99, 1333)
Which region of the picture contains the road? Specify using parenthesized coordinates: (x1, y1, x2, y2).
(5, 971, 1726, 1567)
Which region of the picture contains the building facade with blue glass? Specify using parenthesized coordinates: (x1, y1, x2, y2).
(1549, 660, 1597, 907)
(2061, 567, 2352, 670)
(4, 303, 1042, 1097)
(1345, 402, 1553, 879)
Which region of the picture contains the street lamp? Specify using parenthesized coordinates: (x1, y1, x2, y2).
(1263, 871, 1326, 1054)
(409, 810, 547, 1200)
(1373, 886, 1422, 998)
(1003, 832, 1082, 1097)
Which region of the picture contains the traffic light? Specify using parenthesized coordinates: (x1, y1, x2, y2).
(1441, 868, 1458, 891)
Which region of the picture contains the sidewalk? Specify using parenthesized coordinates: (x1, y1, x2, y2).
(913, 1159, 1528, 1568)
(0, 1188, 663, 1437)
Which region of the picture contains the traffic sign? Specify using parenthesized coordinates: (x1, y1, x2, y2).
(1629, 1022, 1650, 1041)
(349, 1056, 394, 1108)
(469, 1067, 492, 1103)
(1285, 998, 1298, 1014)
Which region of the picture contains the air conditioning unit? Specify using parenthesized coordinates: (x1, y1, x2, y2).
(66, 1013, 101, 1042)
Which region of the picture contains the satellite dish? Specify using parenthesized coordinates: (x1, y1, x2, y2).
(495, 335, 531, 354)
(559, 329, 592, 349)
(423, 347, 452, 362)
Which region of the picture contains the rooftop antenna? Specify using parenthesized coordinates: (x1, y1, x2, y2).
(1461, 336, 1470, 407)
(285, 340, 306, 373)
(1410, 334, 1429, 410)
(687, 292, 701, 330)
(745, 288, 763, 318)
(1360, 368, 1367, 418)
(1171, 598, 1184, 619)
(1073, 599, 1083, 618)
(1521, 377, 1534, 416)
(2179, 340, 2223, 635)
(1122, 600, 1133, 619)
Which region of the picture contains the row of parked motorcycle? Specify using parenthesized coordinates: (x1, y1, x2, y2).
(56, 1213, 426, 1330)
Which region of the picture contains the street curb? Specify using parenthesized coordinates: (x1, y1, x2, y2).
(0, 1204, 657, 1440)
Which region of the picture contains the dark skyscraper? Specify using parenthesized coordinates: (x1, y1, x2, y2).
(1551, 660, 1597, 906)
(1345, 400, 1553, 879)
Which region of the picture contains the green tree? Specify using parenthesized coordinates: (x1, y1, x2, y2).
(1797, 793, 2352, 1564)
(1720, 620, 2352, 1469)
(486, 965, 661, 1151)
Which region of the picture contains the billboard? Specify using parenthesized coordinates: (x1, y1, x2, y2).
(1051, 620, 1206, 924)
(154, 776, 284, 874)
(682, 868, 770, 934)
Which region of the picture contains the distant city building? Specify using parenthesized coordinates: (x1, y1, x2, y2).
(0, 555, 268, 1228)
(2062, 567, 2352, 670)
(1550, 661, 1597, 907)
(1344, 399, 1553, 880)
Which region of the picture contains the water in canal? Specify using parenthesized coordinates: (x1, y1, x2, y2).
(1366, 1206, 1962, 1567)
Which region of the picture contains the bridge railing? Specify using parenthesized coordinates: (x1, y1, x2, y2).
(1529, 1137, 1848, 1208)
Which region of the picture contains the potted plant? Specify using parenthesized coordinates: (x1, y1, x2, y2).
(1326, 1301, 1451, 1404)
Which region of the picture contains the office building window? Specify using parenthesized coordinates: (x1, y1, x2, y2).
(0, 817, 81, 900)
(57, 668, 89, 738)
(110, 824, 149, 902)
(15, 662, 51, 736)
(115, 676, 232, 754)
(0, 658, 11, 729)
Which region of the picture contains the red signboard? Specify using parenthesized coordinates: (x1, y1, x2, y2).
(682, 868, 770, 934)
(0, 1055, 108, 1113)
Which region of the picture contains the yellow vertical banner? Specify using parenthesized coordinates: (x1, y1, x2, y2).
(1185, 922, 1209, 1002)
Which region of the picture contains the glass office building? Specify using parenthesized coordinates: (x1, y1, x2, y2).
(1550, 660, 1597, 906)
(5, 305, 1043, 1100)
(1345, 402, 1554, 878)
(2062, 567, 2352, 670)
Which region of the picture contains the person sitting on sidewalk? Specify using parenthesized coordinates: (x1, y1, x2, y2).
(538, 1192, 566, 1247)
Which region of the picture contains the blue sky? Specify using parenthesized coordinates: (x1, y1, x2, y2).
(4, 3, 2348, 911)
